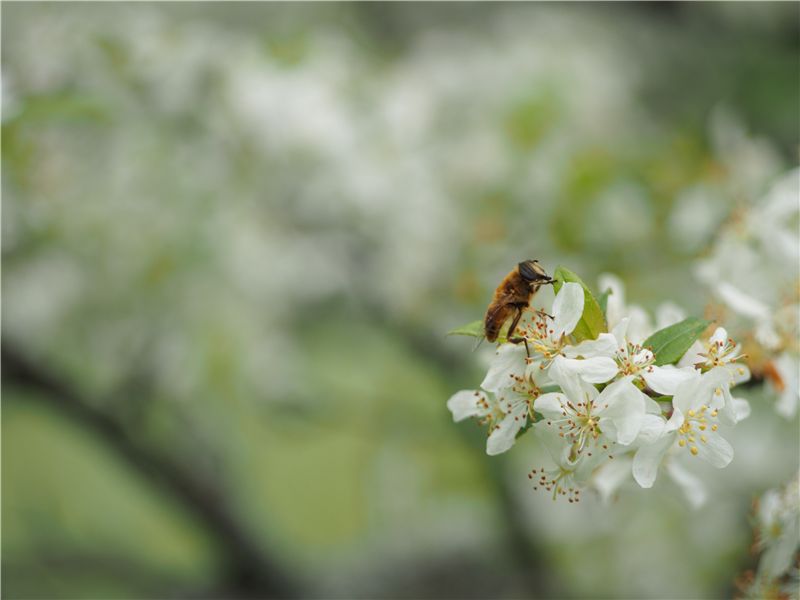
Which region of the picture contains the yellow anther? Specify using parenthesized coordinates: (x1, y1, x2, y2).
(701, 435, 707, 443)
(678, 439, 686, 447)
(711, 424, 718, 431)
(711, 410, 718, 417)
(738, 368, 745, 375)
(690, 446, 699, 456)
(699, 424, 706, 430)
(715, 387, 722, 396)
(688, 409, 696, 417)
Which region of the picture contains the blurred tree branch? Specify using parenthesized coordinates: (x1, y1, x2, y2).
(362, 301, 556, 597)
(2, 342, 299, 599)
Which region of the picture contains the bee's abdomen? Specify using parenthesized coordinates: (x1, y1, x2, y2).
(483, 304, 507, 342)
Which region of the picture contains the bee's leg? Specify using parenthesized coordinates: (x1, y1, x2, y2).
(507, 306, 531, 358)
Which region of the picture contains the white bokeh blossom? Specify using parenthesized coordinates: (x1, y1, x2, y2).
(696, 168, 800, 418)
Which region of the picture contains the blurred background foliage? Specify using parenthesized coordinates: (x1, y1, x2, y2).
(2, 3, 798, 599)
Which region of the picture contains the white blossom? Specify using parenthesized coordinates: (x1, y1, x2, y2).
(565, 317, 696, 395)
(695, 169, 800, 419)
(755, 472, 800, 580)
(632, 366, 751, 489)
(534, 356, 647, 459)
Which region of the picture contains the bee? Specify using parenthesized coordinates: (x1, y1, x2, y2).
(484, 260, 553, 350)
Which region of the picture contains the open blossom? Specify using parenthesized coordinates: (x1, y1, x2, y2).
(447, 385, 536, 456)
(632, 365, 751, 489)
(739, 472, 800, 599)
(534, 356, 647, 458)
(565, 317, 696, 395)
(756, 472, 800, 580)
(690, 326, 749, 370)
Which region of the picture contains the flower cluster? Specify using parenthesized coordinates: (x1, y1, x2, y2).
(737, 472, 800, 599)
(695, 168, 800, 418)
(448, 273, 752, 505)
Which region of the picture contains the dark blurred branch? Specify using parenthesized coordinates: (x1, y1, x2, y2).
(2, 343, 299, 600)
(361, 301, 554, 596)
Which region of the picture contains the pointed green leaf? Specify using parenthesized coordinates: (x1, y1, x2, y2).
(447, 320, 485, 338)
(642, 317, 711, 366)
(598, 288, 612, 318)
(552, 266, 606, 342)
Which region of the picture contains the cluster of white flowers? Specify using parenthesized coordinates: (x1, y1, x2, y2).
(738, 472, 799, 599)
(695, 168, 800, 419)
(448, 276, 752, 505)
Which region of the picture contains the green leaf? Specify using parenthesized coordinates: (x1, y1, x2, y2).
(447, 320, 484, 338)
(552, 266, 606, 342)
(598, 288, 612, 318)
(642, 317, 711, 366)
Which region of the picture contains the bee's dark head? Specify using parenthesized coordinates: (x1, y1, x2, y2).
(518, 260, 553, 285)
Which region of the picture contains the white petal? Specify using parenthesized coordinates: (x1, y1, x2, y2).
(728, 363, 752, 385)
(633, 348, 655, 365)
(626, 306, 654, 343)
(760, 528, 800, 579)
(596, 379, 646, 445)
(486, 403, 527, 456)
(709, 327, 728, 346)
(610, 317, 629, 343)
(774, 353, 800, 419)
(632, 433, 675, 488)
(665, 461, 707, 509)
(677, 340, 704, 369)
(480, 343, 526, 393)
(760, 168, 800, 219)
(527, 361, 555, 388)
(733, 397, 751, 422)
(656, 302, 686, 330)
(548, 355, 598, 402)
(695, 431, 734, 468)
(635, 414, 668, 444)
(705, 367, 738, 425)
(447, 390, 488, 422)
(644, 396, 664, 415)
(552, 282, 584, 337)
(533, 421, 573, 467)
(598, 273, 625, 329)
(592, 455, 633, 505)
(533, 392, 568, 420)
(755, 320, 781, 350)
(758, 489, 782, 526)
(717, 282, 770, 320)
(642, 365, 696, 395)
(555, 356, 618, 384)
(563, 333, 618, 359)
(671, 370, 704, 414)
